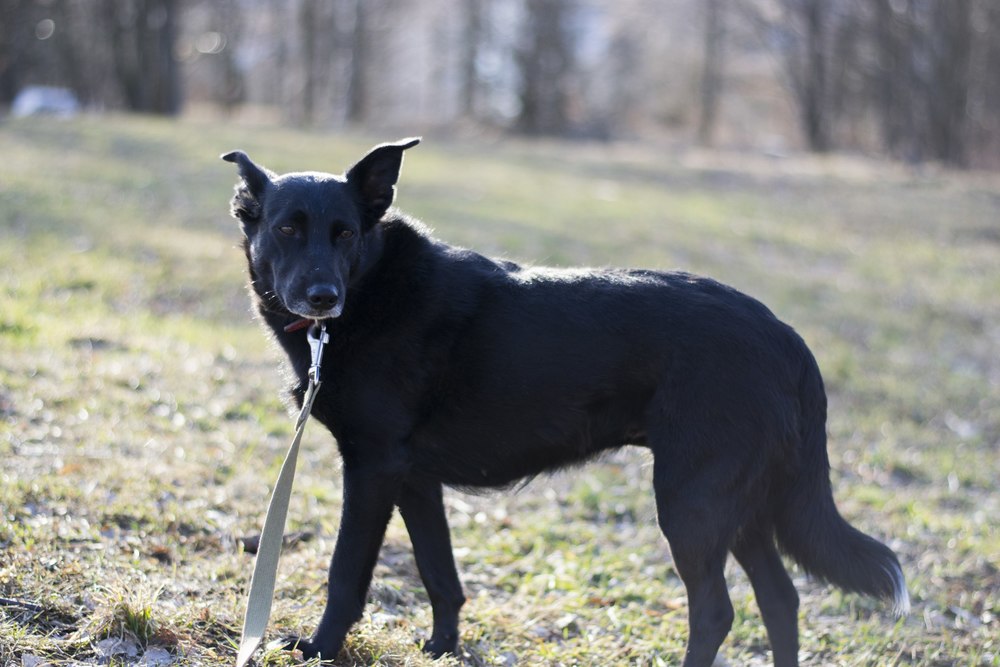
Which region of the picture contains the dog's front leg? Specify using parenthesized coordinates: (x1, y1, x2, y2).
(286, 465, 398, 661)
(398, 479, 466, 657)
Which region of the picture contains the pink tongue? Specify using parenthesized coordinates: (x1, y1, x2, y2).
(283, 318, 313, 333)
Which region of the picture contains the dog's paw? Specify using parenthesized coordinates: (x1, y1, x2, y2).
(421, 635, 459, 659)
(278, 635, 331, 662)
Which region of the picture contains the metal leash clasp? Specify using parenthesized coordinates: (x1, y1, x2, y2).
(307, 321, 329, 385)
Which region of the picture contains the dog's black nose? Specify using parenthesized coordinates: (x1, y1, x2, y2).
(306, 285, 340, 310)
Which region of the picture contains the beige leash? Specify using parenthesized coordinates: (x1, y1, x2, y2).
(236, 322, 329, 667)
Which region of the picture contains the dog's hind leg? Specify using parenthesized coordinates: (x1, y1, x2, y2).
(398, 479, 466, 657)
(653, 459, 739, 667)
(731, 526, 799, 667)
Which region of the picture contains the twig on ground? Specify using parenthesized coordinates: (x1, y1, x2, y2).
(0, 597, 44, 613)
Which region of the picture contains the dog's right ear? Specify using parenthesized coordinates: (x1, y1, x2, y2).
(221, 150, 273, 224)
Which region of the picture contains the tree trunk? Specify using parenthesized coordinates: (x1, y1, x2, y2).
(516, 0, 573, 136)
(0, 0, 35, 105)
(346, 0, 368, 123)
(104, 0, 181, 115)
(460, 0, 482, 119)
(299, 0, 317, 125)
(799, 0, 829, 152)
(697, 0, 726, 146)
(925, 0, 972, 165)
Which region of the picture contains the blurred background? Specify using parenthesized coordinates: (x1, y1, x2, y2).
(3, 0, 1000, 169)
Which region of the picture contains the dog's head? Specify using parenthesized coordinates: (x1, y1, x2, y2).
(222, 138, 419, 321)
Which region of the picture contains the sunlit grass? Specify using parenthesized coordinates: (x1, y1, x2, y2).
(1, 115, 997, 665)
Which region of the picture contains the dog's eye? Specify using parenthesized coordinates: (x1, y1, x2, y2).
(278, 225, 296, 236)
(339, 229, 354, 240)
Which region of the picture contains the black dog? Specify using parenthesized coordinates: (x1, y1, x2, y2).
(223, 139, 908, 667)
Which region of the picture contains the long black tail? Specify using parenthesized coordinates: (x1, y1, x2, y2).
(773, 351, 909, 616)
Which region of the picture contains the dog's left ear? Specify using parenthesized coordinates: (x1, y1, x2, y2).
(346, 137, 420, 223)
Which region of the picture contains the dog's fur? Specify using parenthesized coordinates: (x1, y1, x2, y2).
(223, 139, 908, 667)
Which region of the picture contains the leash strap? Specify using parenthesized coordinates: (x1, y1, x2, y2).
(236, 323, 328, 667)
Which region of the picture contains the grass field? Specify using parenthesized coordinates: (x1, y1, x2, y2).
(1, 115, 997, 666)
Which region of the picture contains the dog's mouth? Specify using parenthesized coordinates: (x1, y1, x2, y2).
(283, 300, 344, 330)
(283, 308, 342, 333)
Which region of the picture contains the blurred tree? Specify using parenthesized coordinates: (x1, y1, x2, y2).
(102, 0, 182, 114)
(924, 0, 972, 165)
(216, 0, 246, 115)
(516, 0, 575, 135)
(764, 0, 833, 152)
(0, 0, 41, 105)
(797, 0, 830, 151)
(346, 0, 369, 124)
(967, 0, 1000, 167)
(736, 0, 830, 151)
(872, 0, 975, 165)
(735, 0, 996, 165)
(873, 0, 913, 159)
(460, 0, 484, 119)
(2, 0, 999, 167)
(697, 0, 727, 146)
(294, 0, 339, 125)
(299, 0, 318, 124)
